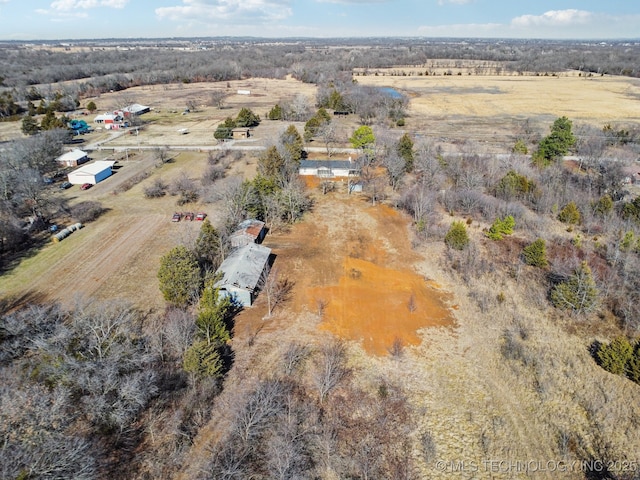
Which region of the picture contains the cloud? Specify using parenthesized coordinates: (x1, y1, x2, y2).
(35, 8, 89, 19)
(49, 0, 128, 10)
(156, 0, 293, 24)
(437, 0, 473, 5)
(511, 9, 593, 28)
(315, 0, 389, 4)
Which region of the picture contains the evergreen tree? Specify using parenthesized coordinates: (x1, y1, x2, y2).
(280, 124, 304, 164)
(593, 194, 613, 217)
(257, 146, 285, 180)
(304, 115, 322, 142)
(627, 343, 640, 384)
(533, 116, 576, 166)
(21, 114, 41, 136)
(268, 104, 283, 120)
(396, 133, 414, 172)
(196, 284, 232, 345)
(597, 337, 633, 376)
(158, 246, 201, 306)
(183, 340, 224, 378)
(486, 215, 515, 240)
(40, 109, 64, 130)
(235, 107, 260, 127)
(551, 261, 598, 314)
(558, 201, 581, 225)
(86, 101, 97, 113)
(195, 219, 222, 269)
(214, 117, 236, 140)
(522, 238, 548, 267)
(495, 170, 538, 201)
(444, 221, 469, 250)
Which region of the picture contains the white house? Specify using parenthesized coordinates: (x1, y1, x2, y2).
(93, 113, 121, 125)
(298, 159, 359, 178)
(56, 149, 89, 167)
(67, 160, 115, 185)
(214, 243, 272, 306)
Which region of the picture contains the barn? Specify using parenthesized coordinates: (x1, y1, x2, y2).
(67, 160, 115, 185)
(123, 103, 150, 116)
(299, 159, 359, 178)
(56, 149, 89, 167)
(214, 243, 272, 307)
(230, 219, 267, 248)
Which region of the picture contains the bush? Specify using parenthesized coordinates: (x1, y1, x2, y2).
(143, 178, 167, 198)
(70, 201, 104, 223)
(550, 261, 598, 314)
(557, 201, 581, 225)
(486, 215, 515, 240)
(522, 238, 548, 267)
(444, 221, 469, 250)
(596, 337, 633, 376)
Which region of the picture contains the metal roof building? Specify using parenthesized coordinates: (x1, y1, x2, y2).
(214, 243, 272, 306)
(56, 149, 89, 167)
(67, 160, 115, 185)
(230, 219, 267, 248)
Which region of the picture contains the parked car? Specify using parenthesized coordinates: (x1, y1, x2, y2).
(80, 183, 92, 190)
(184, 212, 194, 221)
(172, 212, 182, 222)
(59, 181, 72, 190)
(195, 212, 207, 221)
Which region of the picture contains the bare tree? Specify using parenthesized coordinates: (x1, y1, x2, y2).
(317, 121, 341, 158)
(154, 146, 170, 165)
(209, 90, 228, 109)
(260, 266, 294, 318)
(312, 340, 348, 404)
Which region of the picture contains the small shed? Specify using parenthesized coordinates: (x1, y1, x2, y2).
(230, 219, 267, 248)
(214, 243, 272, 306)
(67, 160, 115, 185)
(231, 128, 250, 139)
(299, 160, 359, 178)
(56, 149, 89, 167)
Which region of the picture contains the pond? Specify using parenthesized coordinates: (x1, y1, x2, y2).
(379, 86, 403, 99)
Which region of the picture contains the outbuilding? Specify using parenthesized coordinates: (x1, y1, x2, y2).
(123, 103, 150, 116)
(56, 149, 89, 167)
(67, 160, 115, 185)
(230, 219, 267, 248)
(231, 127, 250, 139)
(214, 243, 272, 307)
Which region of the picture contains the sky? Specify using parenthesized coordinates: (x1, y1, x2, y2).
(0, 0, 638, 41)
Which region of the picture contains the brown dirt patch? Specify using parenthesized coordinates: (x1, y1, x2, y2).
(310, 256, 453, 355)
(235, 193, 455, 356)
